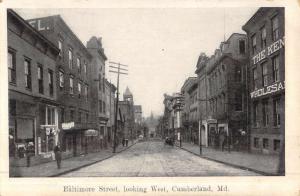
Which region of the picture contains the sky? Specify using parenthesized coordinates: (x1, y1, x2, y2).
(15, 8, 258, 118)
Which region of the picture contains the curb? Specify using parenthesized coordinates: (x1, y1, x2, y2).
(49, 141, 139, 177)
(175, 145, 278, 176)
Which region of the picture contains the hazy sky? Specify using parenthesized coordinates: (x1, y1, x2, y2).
(15, 8, 257, 117)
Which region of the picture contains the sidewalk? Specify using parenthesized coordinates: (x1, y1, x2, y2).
(10, 140, 139, 177)
(176, 142, 280, 175)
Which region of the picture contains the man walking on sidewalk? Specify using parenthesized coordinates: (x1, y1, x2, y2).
(54, 145, 62, 169)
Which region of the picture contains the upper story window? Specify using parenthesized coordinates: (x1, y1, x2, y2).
(239, 40, 246, 54)
(253, 67, 258, 90)
(251, 34, 257, 54)
(235, 65, 242, 82)
(58, 40, 63, 57)
(37, 64, 44, 94)
(77, 57, 81, 73)
(68, 49, 73, 69)
(78, 82, 81, 98)
(8, 50, 16, 84)
(272, 55, 280, 82)
(272, 16, 279, 41)
(261, 26, 267, 48)
(262, 99, 269, 127)
(48, 69, 54, 96)
(84, 62, 87, 75)
(273, 98, 280, 127)
(69, 76, 74, 94)
(98, 74, 102, 91)
(253, 101, 259, 127)
(59, 70, 64, 89)
(24, 58, 31, 90)
(85, 85, 88, 102)
(261, 62, 268, 87)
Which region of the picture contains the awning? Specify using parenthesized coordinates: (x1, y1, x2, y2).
(84, 129, 99, 136)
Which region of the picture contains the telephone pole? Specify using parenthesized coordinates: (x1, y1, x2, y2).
(109, 61, 128, 153)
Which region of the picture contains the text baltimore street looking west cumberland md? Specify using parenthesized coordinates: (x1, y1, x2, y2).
(8, 7, 284, 177)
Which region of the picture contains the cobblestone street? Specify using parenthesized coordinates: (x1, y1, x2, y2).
(62, 141, 259, 177)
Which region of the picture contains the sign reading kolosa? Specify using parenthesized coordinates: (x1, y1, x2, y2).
(250, 81, 285, 99)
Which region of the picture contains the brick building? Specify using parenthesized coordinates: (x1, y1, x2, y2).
(105, 79, 116, 147)
(181, 77, 198, 144)
(27, 15, 96, 156)
(86, 36, 109, 149)
(200, 33, 248, 150)
(242, 7, 285, 154)
(8, 9, 60, 163)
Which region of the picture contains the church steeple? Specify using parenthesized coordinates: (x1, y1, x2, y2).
(123, 86, 133, 103)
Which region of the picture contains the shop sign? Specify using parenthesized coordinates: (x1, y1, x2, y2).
(250, 81, 285, 98)
(252, 38, 284, 65)
(62, 122, 75, 130)
(84, 129, 98, 136)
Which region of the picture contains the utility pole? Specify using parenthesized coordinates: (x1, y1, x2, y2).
(109, 61, 128, 153)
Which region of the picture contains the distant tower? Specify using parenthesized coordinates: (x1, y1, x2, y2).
(123, 86, 133, 103)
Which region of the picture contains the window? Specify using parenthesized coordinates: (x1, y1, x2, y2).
(253, 67, 258, 90)
(263, 138, 269, 149)
(261, 26, 267, 48)
(84, 63, 87, 75)
(103, 101, 106, 114)
(68, 49, 73, 69)
(61, 107, 65, 123)
(98, 74, 101, 90)
(99, 100, 102, 113)
(77, 57, 81, 73)
(38, 65, 43, 94)
(85, 85, 88, 101)
(261, 62, 268, 86)
(59, 70, 64, 89)
(46, 106, 55, 125)
(103, 77, 105, 93)
(8, 50, 16, 84)
(274, 99, 280, 126)
(24, 59, 31, 89)
(69, 76, 74, 94)
(272, 16, 279, 41)
(254, 138, 259, 148)
(251, 34, 257, 54)
(48, 69, 54, 96)
(273, 139, 280, 151)
(78, 111, 81, 123)
(78, 82, 81, 98)
(235, 65, 242, 82)
(86, 113, 89, 123)
(262, 99, 269, 127)
(239, 40, 245, 54)
(253, 102, 258, 127)
(70, 110, 74, 121)
(235, 92, 243, 111)
(272, 56, 280, 82)
(9, 99, 16, 116)
(58, 40, 63, 57)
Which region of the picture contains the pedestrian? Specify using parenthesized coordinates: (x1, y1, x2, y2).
(125, 139, 128, 147)
(54, 145, 62, 169)
(219, 131, 225, 151)
(26, 142, 34, 167)
(122, 138, 125, 147)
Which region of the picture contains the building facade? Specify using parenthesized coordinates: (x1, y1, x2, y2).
(243, 7, 285, 154)
(181, 77, 198, 144)
(105, 79, 116, 147)
(8, 9, 60, 163)
(27, 15, 96, 156)
(199, 33, 248, 150)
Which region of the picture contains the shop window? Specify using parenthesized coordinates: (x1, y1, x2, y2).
(272, 16, 279, 41)
(24, 58, 32, 90)
(261, 26, 267, 48)
(8, 50, 16, 84)
(263, 138, 269, 149)
(37, 64, 44, 94)
(254, 138, 259, 148)
(261, 62, 268, 87)
(273, 139, 280, 151)
(272, 55, 280, 82)
(48, 69, 54, 96)
(273, 99, 281, 127)
(262, 99, 269, 127)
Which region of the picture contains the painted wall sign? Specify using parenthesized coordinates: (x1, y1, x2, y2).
(62, 122, 75, 130)
(27, 18, 53, 32)
(252, 38, 284, 65)
(250, 81, 285, 98)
